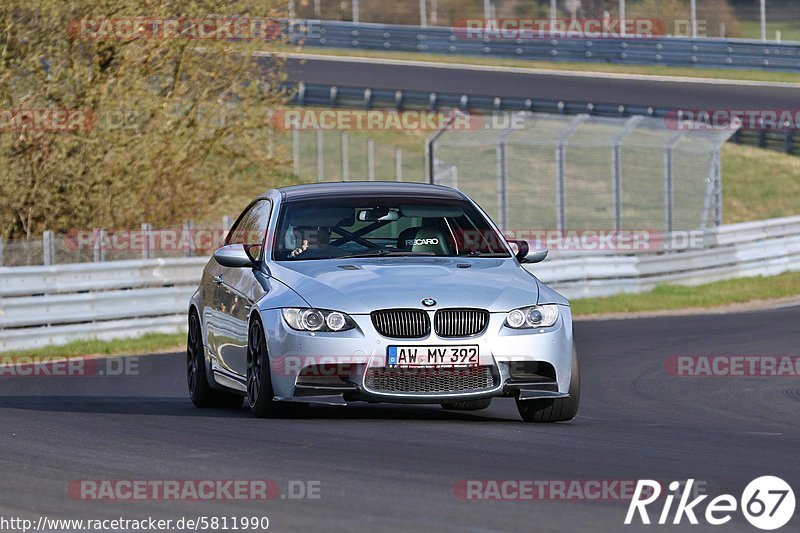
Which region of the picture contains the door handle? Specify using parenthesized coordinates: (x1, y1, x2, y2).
(213, 274, 224, 285)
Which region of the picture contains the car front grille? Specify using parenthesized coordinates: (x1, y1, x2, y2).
(434, 308, 489, 337)
(371, 309, 430, 338)
(364, 366, 496, 394)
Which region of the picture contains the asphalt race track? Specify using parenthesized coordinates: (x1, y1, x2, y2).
(284, 55, 800, 111)
(0, 306, 798, 532)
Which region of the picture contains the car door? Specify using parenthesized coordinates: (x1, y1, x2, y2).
(209, 199, 272, 378)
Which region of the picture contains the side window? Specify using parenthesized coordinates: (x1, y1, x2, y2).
(226, 200, 271, 256)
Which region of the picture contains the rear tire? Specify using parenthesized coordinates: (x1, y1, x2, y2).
(187, 311, 243, 409)
(441, 398, 492, 411)
(516, 343, 580, 423)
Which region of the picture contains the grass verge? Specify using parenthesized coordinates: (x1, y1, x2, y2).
(286, 46, 800, 84)
(571, 272, 800, 316)
(722, 144, 800, 223)
(1, 332, 185, 360)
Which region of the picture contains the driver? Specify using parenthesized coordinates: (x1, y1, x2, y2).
(285, 225, 331, 258)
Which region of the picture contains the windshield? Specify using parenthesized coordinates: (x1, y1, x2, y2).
(272, 196, 511, 261)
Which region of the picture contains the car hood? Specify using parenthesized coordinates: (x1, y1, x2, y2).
(267, 257, 540, 314)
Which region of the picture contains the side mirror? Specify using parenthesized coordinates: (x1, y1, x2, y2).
(509, 240, 548, 264)
(214, 244, 256, 268)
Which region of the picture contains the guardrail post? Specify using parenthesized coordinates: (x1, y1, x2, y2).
(341, 133, 350, 181)
(43, 230, 54, 266)
(352, 0, 359, 23)
(94, 229, 106, 262)
(395, 147, 403, 182)
(367, 139, 375, 181)
(142, 223, 153, 260)
(316, 128, 324, 182)
(785, 131, 793, 154)
(0, 236, 4, 266)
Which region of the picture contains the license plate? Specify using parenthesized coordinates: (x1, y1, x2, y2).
(387, 345, 479, 367)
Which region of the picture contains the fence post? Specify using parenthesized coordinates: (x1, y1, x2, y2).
(714, 150, 723, 226)
(292, 129, 300, 176)
(554, 115, 588, 232)
(184, 220, 194, 257)
(612, 116, 643, 232)
(496, 143, 508, 230)
(367, 139, 375, 181)
(612, 144, 622, 231)
(341, 132, 350, 181)
(555, 145, 566, 232)
(43, 230, 54, 266)
(664, 147, 674, 233)
(267, 110, 274, 159)
(222, 216, 233, 247)
(94, 229, 106, 262)
(395, 147, 403, 182)
(141, 223, 152, 260)
(316, 128, 324, 182)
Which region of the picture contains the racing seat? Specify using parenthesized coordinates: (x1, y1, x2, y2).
(396, 219, 449, 255)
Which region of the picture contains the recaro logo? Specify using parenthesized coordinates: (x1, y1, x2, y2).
(406, 238, 439, 246)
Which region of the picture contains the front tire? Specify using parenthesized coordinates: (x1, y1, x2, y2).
(516, 343, 580, 423)
(246, 318, 278, 417)
(187, 311, 243, 409)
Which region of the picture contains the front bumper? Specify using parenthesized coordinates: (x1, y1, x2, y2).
(259, 307, 574, 404)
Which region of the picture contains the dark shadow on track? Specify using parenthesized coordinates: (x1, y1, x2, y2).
(0, 393, 548, 423)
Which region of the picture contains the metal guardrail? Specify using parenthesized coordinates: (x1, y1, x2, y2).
(288, 19, 800, 71)
(2, 216, 800, 351)
(289, 82, 798, 155)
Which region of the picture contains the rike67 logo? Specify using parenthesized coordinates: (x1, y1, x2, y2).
(626, 477, 795, 530)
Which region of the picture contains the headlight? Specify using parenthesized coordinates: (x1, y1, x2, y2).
(282, 308, 356, 332)
(504, 305, 559, 329)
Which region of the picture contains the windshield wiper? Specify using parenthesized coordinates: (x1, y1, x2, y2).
(337, 249, 435, 259)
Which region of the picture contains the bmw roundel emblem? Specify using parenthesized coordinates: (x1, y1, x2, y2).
(421, 298, 436, 307)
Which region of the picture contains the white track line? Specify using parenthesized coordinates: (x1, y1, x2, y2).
(279, 51, 800, 89)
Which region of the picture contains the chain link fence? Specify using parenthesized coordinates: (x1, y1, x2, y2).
(429, 112, 736, 234)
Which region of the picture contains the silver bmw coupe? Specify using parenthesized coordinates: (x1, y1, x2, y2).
(187, 182, 579, 422)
